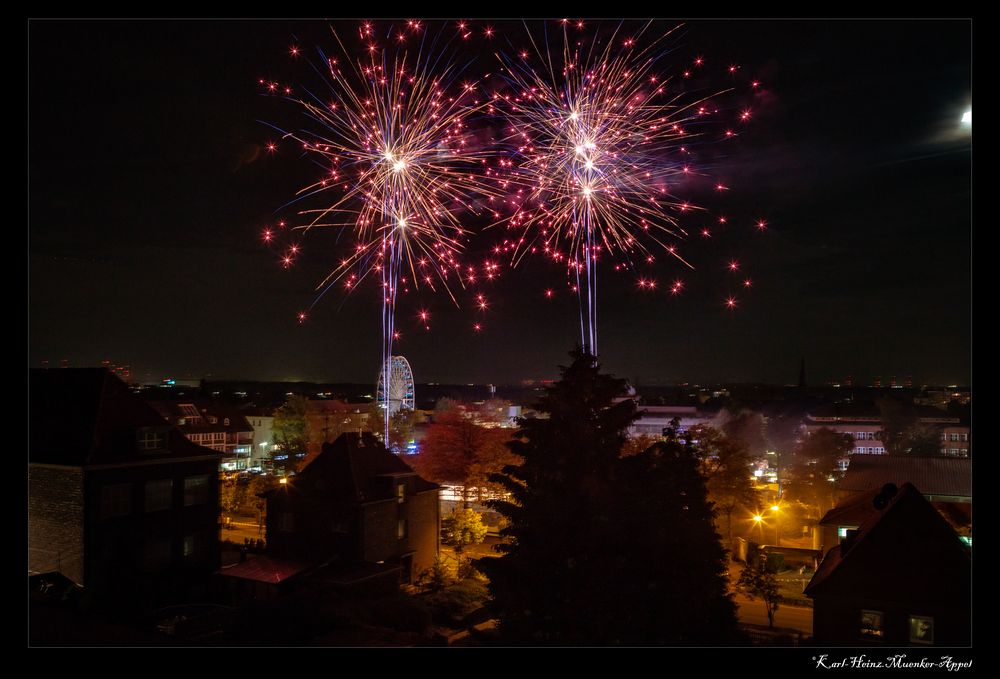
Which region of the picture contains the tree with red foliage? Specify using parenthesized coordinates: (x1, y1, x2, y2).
(410, 409, 517, 507)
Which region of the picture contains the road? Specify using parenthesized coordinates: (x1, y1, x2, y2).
(733, 593, 813, 635)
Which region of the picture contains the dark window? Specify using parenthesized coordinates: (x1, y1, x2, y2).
(183, 475, 210, 506)
(144, 479, 173, 512)
(143, 537, 172, 571)
(100, 483, 132, 518)
(398, 517, 408, 540)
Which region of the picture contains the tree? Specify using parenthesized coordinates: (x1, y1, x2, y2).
(689, 423, 760, 549)
(620, 433, 660, 458)
(443, 508, 489, 578)
(737, 545, 782, 628)
(272, 395, 309, 474)
(388, 407, 417, 452)
(220, 479, 247, 516)
(877, 396, 916, 456)
(478, 349, 741, 645)
(784, 427, 852, 514)
(905, 422, 942, 456)
(410, 410, 516, 506)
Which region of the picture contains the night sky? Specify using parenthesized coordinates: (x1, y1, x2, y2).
(29, 19, 971, 387)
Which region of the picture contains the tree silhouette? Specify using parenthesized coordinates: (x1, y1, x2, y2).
(479, 349, 741, 645)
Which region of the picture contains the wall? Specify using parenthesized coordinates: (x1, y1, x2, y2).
(28, 464, 85, 585)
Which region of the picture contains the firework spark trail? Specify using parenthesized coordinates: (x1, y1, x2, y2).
(264, 21, 500, 441)
(489, 20, 748, 354)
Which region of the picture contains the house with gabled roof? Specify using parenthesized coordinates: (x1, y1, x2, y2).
(805, 483, 971, 646)
(263, 431, 439, 585)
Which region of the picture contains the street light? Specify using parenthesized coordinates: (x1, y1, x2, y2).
(753, 514, 764, 543)
(770, 505, 781, 546)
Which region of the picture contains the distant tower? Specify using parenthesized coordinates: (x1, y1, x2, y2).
(905, 376, 913, 389)
(890, 376, 897, 388)
(874, 376, 882, 388)
(845, 375, 854, 388)
(798, 357, 806, 388)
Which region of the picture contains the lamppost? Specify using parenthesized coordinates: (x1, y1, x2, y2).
(770, 505, 781, 546)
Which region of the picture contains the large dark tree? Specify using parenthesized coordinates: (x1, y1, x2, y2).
(479, 349, 741, 645)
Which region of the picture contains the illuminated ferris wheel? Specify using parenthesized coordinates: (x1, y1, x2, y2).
(376, 355, 415, 417)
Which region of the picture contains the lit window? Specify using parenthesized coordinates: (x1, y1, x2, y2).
(138, 430, 164, 451)
(183, 475, 210, 506)
(179, 404, 200, 418)
(961, 433, 968, 442)
(860, 609, 884, 639)
(909, 615, 934, 644)
(397, 483, 406, 504)
(100, 483, 132, 518)
(144, 479, 173, 512)
(398, 517, 408, 539)
(224, 418, 230, 426)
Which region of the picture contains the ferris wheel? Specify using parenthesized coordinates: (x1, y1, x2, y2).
(376, 355, 415, 416)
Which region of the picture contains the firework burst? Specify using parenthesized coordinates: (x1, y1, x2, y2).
(489, 21, 758, 352)
(262, 22, 498, 439)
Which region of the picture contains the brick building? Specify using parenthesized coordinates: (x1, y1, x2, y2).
(29, 368, 221, 611)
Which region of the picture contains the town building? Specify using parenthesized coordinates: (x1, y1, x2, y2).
(29, 368, 221, 611)
(263, 432, 439, 585)
(806, 483, 971, 646)
(147, 400, 254, 471)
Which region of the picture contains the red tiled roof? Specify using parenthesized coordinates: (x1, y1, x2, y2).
(218, 555, 311, 584)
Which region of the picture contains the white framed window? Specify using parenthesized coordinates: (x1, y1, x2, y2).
(138, 430, 164, 451)
(144, 479, 173, 512)
(224, 418, 230, 426)
(179, 404, 200, 418)
(950, 433, 959, 442)
(961, 433, 968, 442)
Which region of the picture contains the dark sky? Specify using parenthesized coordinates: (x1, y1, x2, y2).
(29, 19, 971, 387)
